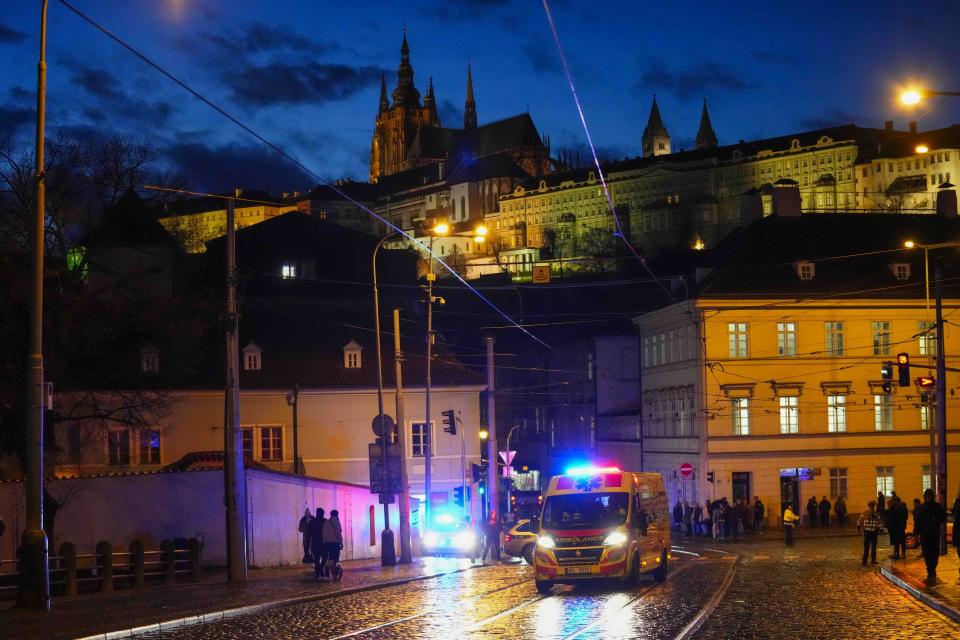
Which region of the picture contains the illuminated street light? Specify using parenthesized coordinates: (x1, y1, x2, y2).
(432, 221, 450, 235)
(479, 429, 489, 440)
(916, 145, 930, 154)
(475, 224, 488, 237)
(900, 89, 923, 105)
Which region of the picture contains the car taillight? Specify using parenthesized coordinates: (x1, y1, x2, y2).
(504, 534, 511, 541)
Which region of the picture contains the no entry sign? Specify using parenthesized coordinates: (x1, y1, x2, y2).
(680, 463, 694, 477)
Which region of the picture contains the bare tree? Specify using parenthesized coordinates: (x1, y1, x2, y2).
(579, 227, 617, 273)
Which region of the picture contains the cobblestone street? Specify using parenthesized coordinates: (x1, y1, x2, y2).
(121, 534, 960, 640)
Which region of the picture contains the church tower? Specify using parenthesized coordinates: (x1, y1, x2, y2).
(464, 64, 477, 130)
(369, 31, 436, 182)
(695, 99, 718, 149)
(641, 96, 671, 158)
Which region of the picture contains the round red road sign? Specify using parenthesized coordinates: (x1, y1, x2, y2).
(680, 463, 693, 477)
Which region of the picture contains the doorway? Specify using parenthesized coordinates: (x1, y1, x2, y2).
(780, 475, 799, 524)
(732, 472, 751, 504)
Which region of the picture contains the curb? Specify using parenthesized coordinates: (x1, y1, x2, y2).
(880, 562, 960, 623)
(74, 563, 485, 640)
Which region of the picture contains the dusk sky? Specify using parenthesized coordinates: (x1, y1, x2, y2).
(2, 1, 960, 194)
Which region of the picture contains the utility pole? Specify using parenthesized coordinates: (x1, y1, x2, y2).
(394, 309, 412, 563)
(286, 385, 300, 475)
(935, 266, 948, 555)
(424, 248, 436, 525)
(224, 196, 248, 582)
(486, 336, 499, 517)
(19, 0, 51, 610)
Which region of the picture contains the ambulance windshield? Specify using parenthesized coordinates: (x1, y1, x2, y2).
(542, 492, 629, 530)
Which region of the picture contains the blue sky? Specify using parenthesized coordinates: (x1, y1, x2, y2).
(2, 0, 959, 193)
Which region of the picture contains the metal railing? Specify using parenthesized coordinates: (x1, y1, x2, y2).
(0, 537, 201, 599)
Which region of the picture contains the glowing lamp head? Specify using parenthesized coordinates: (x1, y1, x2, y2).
(432, 222, 450, 235)
(916, 145, 929, 154)
(479, 429, 489, 440)
(474, 235, 485, 244)
(904, 240, 916, 249)
(475, 224, 488, 236)
(900, 89, 923, 106)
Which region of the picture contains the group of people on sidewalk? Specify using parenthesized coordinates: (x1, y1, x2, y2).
(298, 508, 344, 581)
(672, 497, 767, 539)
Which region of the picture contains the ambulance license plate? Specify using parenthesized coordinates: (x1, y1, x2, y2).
(566, 566, 592, 575)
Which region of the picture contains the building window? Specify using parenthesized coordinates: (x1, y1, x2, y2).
(141, 347, 159, 373)
(825, 322, 844, 356)
(874, 395, 893, 431)
(779, 396, 799, 434)
(732, 398, 750, 435)
(260, 426, 282, 461)
(243, 343, 262, 371)
(827, 395, 846, 432)
(139, 429, 161, 464)
(777, 322, 797, 356)
(893, 263, 911, 281)
(411, 422, 432, 457)
(796, 261, 816, 280)
(829, 468, 848, 499)
(108, 429, 131, 466)
(922, 465, 932, 492)
(920, 403, 931, 430)
(872, 321, 891, 355)
(242, 428, 253, 460)
(918, 321, 937, 356)
(728, 322, 748, 358)
(281, 262, 297, 279)
(876, 466, 895, 496)
(343, 341, 363, 369)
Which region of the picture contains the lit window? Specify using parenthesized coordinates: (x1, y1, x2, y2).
(242, 428, 254, 460)
(281, 262, 297, 279)
(829, 468, 848, 499)
(243, 343, 262, 371)
(260, 426, 282, 461)
(918, 321, 937, 356)
(893, 263, 911, 281)
(108, 429, 131, 465)
(411, 422, 432, 457)
(796, 261, 815, 280)
(732, 398, 750, 435)
(922, 464, 931, 492)
(920, 403, 930, 431)
(139, 429, 161, 465)
(777, 322, 797, 356)
(779, 396, 799, 434)
(872, 321, 891, 355)
(728, 323, 748, 358)
(876, 466, 895, 496)
(825, 322, 844, 356)
(827, 395, 846, 433)
(874, 395, 894, 431)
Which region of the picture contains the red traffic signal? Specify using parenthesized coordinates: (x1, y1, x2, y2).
(916, 376, 936, 388)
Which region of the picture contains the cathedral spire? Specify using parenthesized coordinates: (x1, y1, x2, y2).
(641, 95, 671, 157)
(464, 63, 477, 130)
(392, 30, 420, 108)
(378, 74, 389, 113)
(695, 98, 718, 149)
(424, 76, 440, 126)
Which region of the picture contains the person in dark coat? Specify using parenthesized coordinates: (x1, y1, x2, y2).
(482, 511, 502, 562)
(886, 496, 908, 559)
(916, 488, 947, 584)
(673, 500, 683, 530)
(877, 491, 887, 523)
(305, 508, 327, 580)
(753, 497, 765, 533)
(834, 496, 847, 527)
(952, 489, 960, 569)
(298, 508, 314, 561)
(806, 496, 819, 528)
(818, 496, 831, 527)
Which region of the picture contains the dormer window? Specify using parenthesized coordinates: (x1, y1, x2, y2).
(795, 261, 816, 280)
(141, 346, 159, 373)
(891, 263, 911, 281)
(342, 340, 363, 369)
(243, 342, 262, 371)
(281, 262, 297, 279)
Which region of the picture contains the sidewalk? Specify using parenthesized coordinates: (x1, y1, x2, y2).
(0, 556, 479, 640)
(882, 544, 960, 622)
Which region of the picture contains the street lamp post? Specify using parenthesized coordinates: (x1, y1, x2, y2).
(505, 425, 520, 515)
(900, 88, 960, 106)
(285, 385, 300, 475)
(20, 0, 51, 609)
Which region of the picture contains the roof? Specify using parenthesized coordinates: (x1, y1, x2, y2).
(409, 113, 544, 164)
(160, 190, 287, 219)
(643, 96, 669, 139)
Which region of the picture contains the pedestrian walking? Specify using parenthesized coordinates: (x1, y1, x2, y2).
(693, 502, 704, 536)
(683, 501, 693, 537)
(806, 496, 819, 528)
(857, 500, 881, 565)
(673, 500, 683, 531)
(482, 511, 502, 562)
(783, 503, 801, 545)
(320, 510, 344, 579)
(886, 496, 908, 559)
(753, 496, 765, 533)
(818, 496, 831, 528)
(877, 491, 887, 522)
(305, 508, 327, 581)
(916, 488, 947, 585)
(834, 496, 847, 527)
(298, 508, 314, 562)
(713, 502, 724, 539)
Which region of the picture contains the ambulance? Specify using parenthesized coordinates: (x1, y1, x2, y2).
(532, 466, 670, 594)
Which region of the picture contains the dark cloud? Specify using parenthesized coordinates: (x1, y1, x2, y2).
(636, 58, 758, 100)
(71, 67, 124, 102)
(0, 104, 33, 134)
(524, 44, 558, 74)
(431, 0, 514, 20)
(798, 108, 861, 130)
(438, 99, 461, 128)
(751, 49, 800, 65)
(224, 60, 386, 107)
(0, 22, 27, 44)
(66, 63, 174, 127)
(162, 142, 313, 193)
(189, 21, 347, 59)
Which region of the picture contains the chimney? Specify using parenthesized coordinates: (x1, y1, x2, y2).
(909, 121, 918, 134)
(234, 188, 242, 197)
(738, 188, 763, 223)
(772, 181, 802, 217)
(884, 120, 893, 133)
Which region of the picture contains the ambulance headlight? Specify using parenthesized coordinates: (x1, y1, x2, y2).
(536, 535, 556, 549)
(603, 530, 627, 546)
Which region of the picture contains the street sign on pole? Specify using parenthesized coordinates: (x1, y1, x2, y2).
(499, 450, 516, 466)
(369, 442, 402, 495)
(372, 414, 395, 438)
(680, 463, 694, 478)
(502, 465, 514, 478)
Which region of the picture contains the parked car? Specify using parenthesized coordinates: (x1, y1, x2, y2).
(422, 514, 479, 557)
(503, 519, 538, 564)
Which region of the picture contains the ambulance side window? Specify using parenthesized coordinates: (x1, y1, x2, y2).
(633, 494, 648, 535)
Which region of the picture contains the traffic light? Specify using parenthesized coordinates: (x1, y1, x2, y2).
(707, 471, 715, 484)
(453, 486, 464, 506)
(897, 353, 910, 386)
(917, 376, 936, 389)
(442, 409, 456, 435)
(881, 361, 894, 394)
(471, 463, 483, 483)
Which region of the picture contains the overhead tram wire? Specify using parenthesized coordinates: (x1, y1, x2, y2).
(540, 0, 676, 304)
(59, 0, 554, 353)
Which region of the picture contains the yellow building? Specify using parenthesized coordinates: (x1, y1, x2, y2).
(626, 212, 960, 525)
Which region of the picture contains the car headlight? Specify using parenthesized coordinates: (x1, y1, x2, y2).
(454, 531, 476, 549)
(424, 532, 439, 547)
(536, 535, 556, 548)
(603, 531, 627, 546)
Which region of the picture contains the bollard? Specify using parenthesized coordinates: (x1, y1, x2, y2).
(129, 540, 145, 588)
(96, 541, 113, 593)
(60, 542, 77, 596)
(188, 538, 201, 583)
(161, 539, 175, 585)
